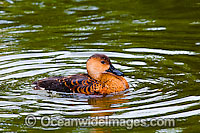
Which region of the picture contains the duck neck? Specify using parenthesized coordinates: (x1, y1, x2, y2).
(87, 70, 101, 81)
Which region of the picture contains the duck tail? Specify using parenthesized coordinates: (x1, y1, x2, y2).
(33, 76, 71, 92)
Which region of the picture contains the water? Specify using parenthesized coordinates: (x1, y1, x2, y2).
(0, 0, 200, 132)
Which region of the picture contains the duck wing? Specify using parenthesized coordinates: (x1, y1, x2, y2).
(33, 74, 100, 94)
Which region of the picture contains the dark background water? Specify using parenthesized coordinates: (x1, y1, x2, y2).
(0, 0, 200, 132)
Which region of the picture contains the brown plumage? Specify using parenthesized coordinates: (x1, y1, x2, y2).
(33, 54, 129, 95)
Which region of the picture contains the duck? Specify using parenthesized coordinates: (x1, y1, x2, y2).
(33, 54, 129, 95)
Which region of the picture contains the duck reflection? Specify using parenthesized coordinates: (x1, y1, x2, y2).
(88, 93, 129, 117)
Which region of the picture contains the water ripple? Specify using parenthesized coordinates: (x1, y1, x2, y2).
(110, 102, 200, 118)
(0, 0, 200, 131)
(125, 48, 198, 55)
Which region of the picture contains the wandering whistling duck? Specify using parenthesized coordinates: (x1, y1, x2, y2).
(33, 54, 129, 95)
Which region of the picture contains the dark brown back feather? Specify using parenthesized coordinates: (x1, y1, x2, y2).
(33, 74, 98, 94)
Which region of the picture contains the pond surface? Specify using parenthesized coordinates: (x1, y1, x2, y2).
(0, 0, 200, 132)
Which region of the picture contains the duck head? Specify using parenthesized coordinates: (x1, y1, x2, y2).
(86, 54, 124, 80)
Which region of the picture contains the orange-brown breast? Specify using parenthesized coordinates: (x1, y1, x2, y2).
(97, 72, 129, 94)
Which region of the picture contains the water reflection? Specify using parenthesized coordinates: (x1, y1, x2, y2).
(88, 94, 128, 117)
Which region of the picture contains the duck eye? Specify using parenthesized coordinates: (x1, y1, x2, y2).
(101, 61, 105, 64)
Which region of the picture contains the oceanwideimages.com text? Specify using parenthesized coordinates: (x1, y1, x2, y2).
(25, 115, 176, 129)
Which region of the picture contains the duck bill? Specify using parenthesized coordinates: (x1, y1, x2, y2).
(106, 64, 124, 76)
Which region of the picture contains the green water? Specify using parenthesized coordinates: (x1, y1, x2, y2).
(0, 0, 200, 132)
